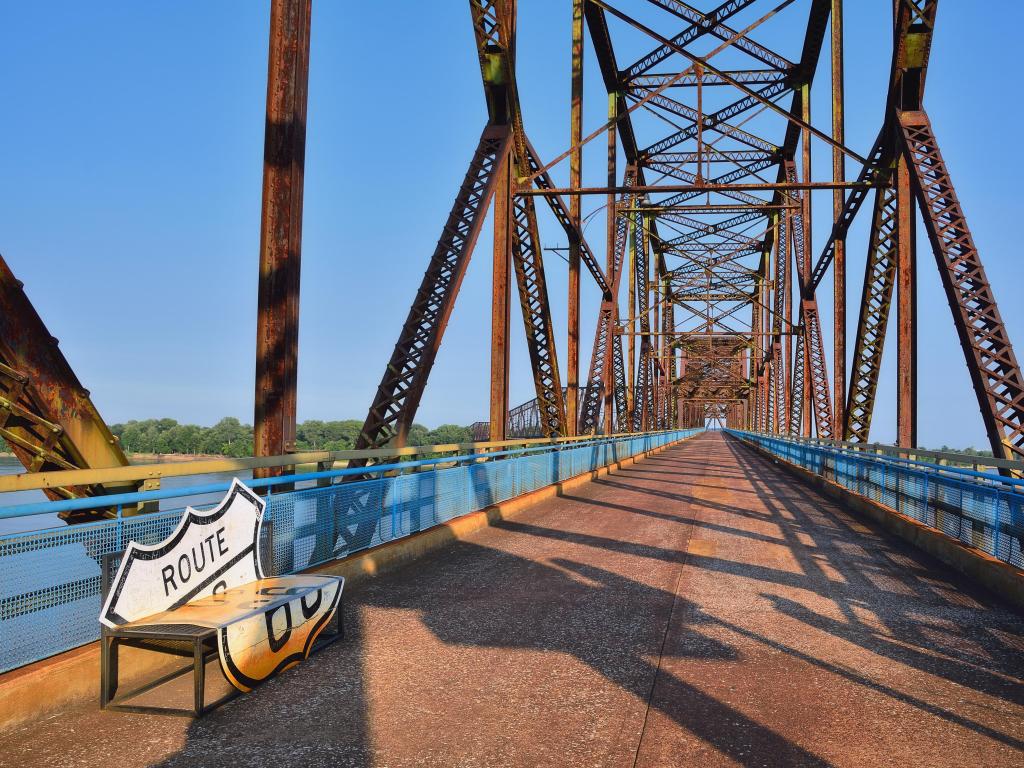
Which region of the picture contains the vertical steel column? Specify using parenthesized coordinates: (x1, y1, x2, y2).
(627, 218, 636, 420)
(567, 0, 584, 436)
(800, 82, 813, 436)
(831, 0, 846, 432)
(781, 215, 791, 434)
(490, 158, 512, 442)
(896, 155, 917, 448)
(603, 91, 617, 434)
(254, 0, 311, 471)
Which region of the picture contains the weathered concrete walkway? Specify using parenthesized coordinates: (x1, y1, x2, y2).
(2, 431, 1023, 767)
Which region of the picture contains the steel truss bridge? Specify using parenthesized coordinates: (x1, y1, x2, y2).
(3, 0, 1023, 513)
(2, 4, 1024, 762)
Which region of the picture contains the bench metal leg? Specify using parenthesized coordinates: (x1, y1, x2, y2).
(100, 634, 119, 708)
(193, 638, 205, 716)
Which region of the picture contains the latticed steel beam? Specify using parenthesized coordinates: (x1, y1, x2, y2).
(636, 82, 787, 157)
(510, 189, 566, 437)
(525, 141, 610, 298)
(844, 181, 898, 442)
(801, 299, 833, 437)
(357, 127, 512, 449)
(630, 69, 787, 88)
(0, 256, 135, 517)
(626, 0, 780, 78)
(611, 323, 629, 430)
(632, 209, 653, 431)
(899, 111, 1024, 464)
(785, 159, 832, 437)
(769, 211, 787, 433)
(788, 327, 805, 435)
(580, 166, 637, 434)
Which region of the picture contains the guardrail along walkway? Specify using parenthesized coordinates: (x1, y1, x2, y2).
(2, 431, 1023, 767)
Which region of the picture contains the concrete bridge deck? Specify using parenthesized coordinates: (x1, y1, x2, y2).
(2, 431, 1022, 767)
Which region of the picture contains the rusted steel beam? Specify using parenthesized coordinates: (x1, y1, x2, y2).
(899, 110, 1024, 466)
(490, 154, 512, 442)
(627, 213, 637, 422)
(800, 84, 813, 435)
(510, 185, 566, 437)
(524, 141, 608, 297)
(254, 0, 311, 473)
(831, 0, 846, 432)
(518, 181, 878, 196)
(633, 211, 652, 430)
(603, 92, 618, 435)
(630, 70, 787, 88)
(895, 154, 917, 449)
(580, 166, 637, 434)
(624, 0, 772, 78)
(843, 178, 898, 443)
(0, 256, 133, 516)
(567, 0, 584, 436)
(583, 4, 640, 162)
(357, 126, 512, 450)
(788, 326, 805, 435)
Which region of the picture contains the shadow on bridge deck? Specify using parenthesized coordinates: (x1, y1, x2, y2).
(2, 431, 1023, 767)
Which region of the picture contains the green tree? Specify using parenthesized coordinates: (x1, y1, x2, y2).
(405, 423, 430, 446)
(425, 424, 472, 445)
(102, 417, 478, 457)
(165, 424, 203, 454)
(199, 417, 253, 457)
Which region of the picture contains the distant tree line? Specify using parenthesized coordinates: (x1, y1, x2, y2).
(925, 444, 993, 458)
(98, 418, 474, 457)
(0, 429, 1000, 460)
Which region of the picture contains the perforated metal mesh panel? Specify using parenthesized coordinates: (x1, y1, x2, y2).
(731, 431, 1024, 573)
(0, 429, 700, 673)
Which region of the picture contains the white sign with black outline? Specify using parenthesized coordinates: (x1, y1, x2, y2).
(99, 478, 266, 628)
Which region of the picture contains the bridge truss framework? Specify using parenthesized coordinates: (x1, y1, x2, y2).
(2, 0, 1024, 518)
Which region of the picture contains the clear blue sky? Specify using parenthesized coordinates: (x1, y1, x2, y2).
(1, 1, 1022, 449)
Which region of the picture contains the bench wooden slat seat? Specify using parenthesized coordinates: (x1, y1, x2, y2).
(122, 576, 337, 632)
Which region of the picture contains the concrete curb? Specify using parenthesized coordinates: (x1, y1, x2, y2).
(0, 438, 684, 735)
(737, 437, 1024, 613)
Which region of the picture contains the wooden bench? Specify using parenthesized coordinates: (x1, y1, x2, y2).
(98, 479, 344, 716)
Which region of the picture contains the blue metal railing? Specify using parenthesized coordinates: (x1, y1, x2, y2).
(727, 430, 1024, 571)
(0, 428, 702, 673)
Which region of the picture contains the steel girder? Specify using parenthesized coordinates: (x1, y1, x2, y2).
(786, 160, 833, 438)
(632, 209, 653, 431)
(899, 111, 1024, 464)
(844, 180, 899, 442)
(580, 167, 637, 434)
(525, 141, 610, 298)
(788, 328, 805, 435)
(770, 211, 788, 433)
(510, 189, 566, 437)
(253, 0, 311, 470)
(360, 0, 570, 447)
(801, 300, 833, 437)
(357, 127, 512, 449)
(837, 0, 1024, 464)
(0, 256, 135, 516)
